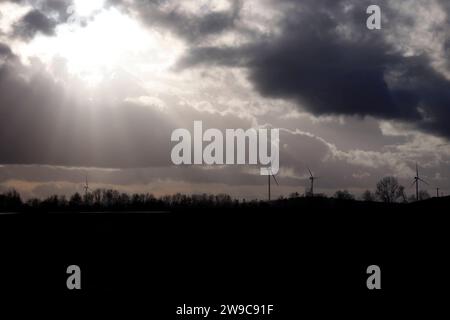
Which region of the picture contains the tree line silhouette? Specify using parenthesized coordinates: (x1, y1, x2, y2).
(0, 176, 435, 212)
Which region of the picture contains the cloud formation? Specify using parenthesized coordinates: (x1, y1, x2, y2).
(176, 0, 450, 139)
(12, 8, 56, 39)
(109, 0, 243, 43)
(0, 0, 73, 41)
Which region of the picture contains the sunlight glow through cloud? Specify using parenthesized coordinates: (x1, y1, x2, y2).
(73, 0, 106, 17)
(18, 8, 184, 86)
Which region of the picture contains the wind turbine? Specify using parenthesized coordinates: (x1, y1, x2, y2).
(307, 167, 319, 197)
(410, 163, 428, 201)
(83, 175, 90, 199)
(436, 187, 440, 198)
(267, 168, 279, 201)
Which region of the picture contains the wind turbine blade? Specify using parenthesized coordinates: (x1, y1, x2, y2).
(268, 167, 278, 183)
(416, 163, 419, 177)
(307, 167, 313, 177)
(272, 174, 279, 185)
(419, 178, 429, 185)
(410, 180, 416, 188)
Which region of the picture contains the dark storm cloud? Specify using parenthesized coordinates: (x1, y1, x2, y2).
(1, 0, 73, 40)
(0, 0, 72, 14)
(109, 0, 242, 43)
(175, 0, 450, 140)
(39, 0, 73, 19)
(12, 9, 56, 39)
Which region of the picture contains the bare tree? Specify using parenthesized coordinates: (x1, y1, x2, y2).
(397, 185, 407, 203)
(69, 192, 83, 208)
(375, 177, 405, 203)
(334, 190, 355, 200)
(361, 190, 376, 202)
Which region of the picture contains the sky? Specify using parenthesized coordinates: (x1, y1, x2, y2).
(1, 0, 450, 200)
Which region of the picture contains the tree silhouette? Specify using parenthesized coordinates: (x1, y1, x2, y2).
(0, 189, 22, 211)
(361, 190, 376, 202)
(375, 176, 405, 203)
(418, 190, 430, 201)
(334, 190, 355, 200)
(289, 192, 300, 199)
(0, 184, 444, 213)
(69, 192, 83, 208)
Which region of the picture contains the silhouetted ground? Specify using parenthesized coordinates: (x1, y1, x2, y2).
(0, 197, 449, 317)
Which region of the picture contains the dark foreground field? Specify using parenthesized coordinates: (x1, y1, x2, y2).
(0, 197, 449, 317)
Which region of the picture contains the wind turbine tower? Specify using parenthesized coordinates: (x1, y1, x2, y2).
(267, 169, 279, 201)
(83, 176, 90, 199)
(411, 163, 428, 201)
(307, 167, 318, 197)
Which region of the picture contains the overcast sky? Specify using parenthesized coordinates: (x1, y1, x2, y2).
(1, 0, 450, 199)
